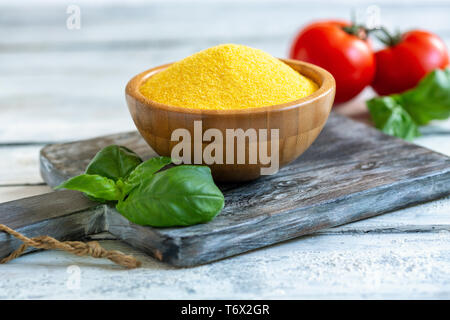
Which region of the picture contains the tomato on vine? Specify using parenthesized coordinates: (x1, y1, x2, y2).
(289, 20, 375, 104)
(371, 29, 449, 95)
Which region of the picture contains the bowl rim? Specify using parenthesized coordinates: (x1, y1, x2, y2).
(125, 58, 335, 115)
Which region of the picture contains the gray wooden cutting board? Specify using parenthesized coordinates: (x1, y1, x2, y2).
(1, 113, 449, 267)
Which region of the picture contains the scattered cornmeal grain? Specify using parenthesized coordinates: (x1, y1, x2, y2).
(139, 44, 318, 110)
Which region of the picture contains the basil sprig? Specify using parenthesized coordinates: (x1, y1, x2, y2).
(367, 68, 450, 140)
(85, 145, 143, 181)
(117, 166, 224, 226)
(57, 174, 123, 201)
(56, 145, 224, 227)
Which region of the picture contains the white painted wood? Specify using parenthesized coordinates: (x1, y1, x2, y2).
(0, 146, 44, 185)
(0, 186, 52, 203)
(415, 120, 450, 156)
(1, 2, 449, 46)
(1, 231, 450, 299)
(0, 1, 449, 142)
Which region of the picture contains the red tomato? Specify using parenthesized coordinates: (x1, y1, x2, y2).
(372, 30, 449, 95)
(289, 20, 375, 104)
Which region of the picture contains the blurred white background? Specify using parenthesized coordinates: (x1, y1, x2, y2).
(1, 0, 449, 142)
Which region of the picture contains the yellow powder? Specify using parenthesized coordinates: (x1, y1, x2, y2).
(139, 44, 318, 110)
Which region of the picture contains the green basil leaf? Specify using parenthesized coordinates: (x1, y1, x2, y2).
(367, 68, 450, 140)
(400, 68, 450, 125)
(116, 166, 224, 227)
(367, 96, 421, 141)
(85, 145, 142, 181)
(55, 174, 122, 201)
(123, 156, 172, 194)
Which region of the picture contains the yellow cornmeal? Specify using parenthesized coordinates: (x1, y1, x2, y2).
(139, 44, 318, 110)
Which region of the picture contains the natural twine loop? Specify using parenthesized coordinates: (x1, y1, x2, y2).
(0, 224, 141, 269)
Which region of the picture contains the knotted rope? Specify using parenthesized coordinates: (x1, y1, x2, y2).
(0, 224, 141, 269)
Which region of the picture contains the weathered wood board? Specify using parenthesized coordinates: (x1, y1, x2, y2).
(1, 113, 449, 267)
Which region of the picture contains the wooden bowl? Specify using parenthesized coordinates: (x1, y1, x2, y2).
(126, 59, 335, 182)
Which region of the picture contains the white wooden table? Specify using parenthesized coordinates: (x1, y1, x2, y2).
(1, 0, 450, 299)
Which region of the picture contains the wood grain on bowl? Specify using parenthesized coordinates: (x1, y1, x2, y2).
(125, 59, 336, 181)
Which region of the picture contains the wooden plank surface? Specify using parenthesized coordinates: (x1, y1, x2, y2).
(0, 146, 45, 185)
(0, 186, 52, 203)
(0, 190, 104, 259)
(38, 113, 450, 266)
(2, 219, 450, 299)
